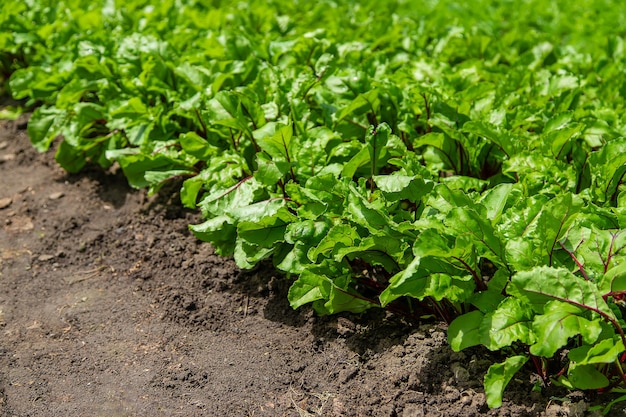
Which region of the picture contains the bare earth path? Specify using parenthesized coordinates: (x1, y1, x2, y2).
(0, 117, 617, 416)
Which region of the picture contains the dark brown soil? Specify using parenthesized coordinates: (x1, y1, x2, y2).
(0, 116, 621, 416)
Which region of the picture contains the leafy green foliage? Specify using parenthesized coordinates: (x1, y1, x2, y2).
(3, 0, 626, 410)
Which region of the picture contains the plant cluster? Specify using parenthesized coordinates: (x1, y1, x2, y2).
(3, 0, 626, 409)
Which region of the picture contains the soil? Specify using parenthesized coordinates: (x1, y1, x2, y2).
(0, 114, 623, 417)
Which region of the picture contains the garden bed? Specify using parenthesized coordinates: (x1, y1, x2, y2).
(0, 115, 617, 417)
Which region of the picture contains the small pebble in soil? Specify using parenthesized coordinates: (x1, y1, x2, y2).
(0, 197, 11, 209)
(49, 192, 65, 200)
(460, 391, 473, 405)
(38, 254, 55, 262)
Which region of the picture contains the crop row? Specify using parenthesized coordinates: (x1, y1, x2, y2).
(3, 0, 626, 409)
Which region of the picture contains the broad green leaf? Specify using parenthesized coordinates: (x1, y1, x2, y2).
(113, 153, 187, 189)
(529, 300, 603, 357)
(288, 269, 326, 310)
(197, 177, 262, 218)
(373, 174, 433, 203)
(341, 145, 370, 178)
(445, 206, 505, 265)
(415, 132, 461, 173)
(255, 153, 290, 186)
(144, 169, 195, 194)
(477, 183, 516, 222)
(180, 132, 215, 160)
(345, 182, 399, 235)
(55, 140, 86, 173)
(484, 356, 528, 408)
(321, 284, 378, 315)
(547, 123, 584, 160)
(588, 138, 626, 204)
(380, 254, 469, 306)
(448, 310, 484, 351)
(28, 106, 66, 152)
(231, 198, 288, 224)
(206, 91, 250, 134)
(237, 207, 294, 247)
(429, 183, 475, 216)
(568, 337, 625, 365)
(462, 120, 515, 157)
(567, 363, 610, 390)
(234, 240, 275, 269)
(288, 266, 376, 314)
(336, 89, 379, 123)
(257, 123, 293, 161)
(510, 266, 615, 318)
(189, 215, 237, 257)
(480, 297, 535, 350)
(605, 262, 626, 294)
(308, 224, 360, 262)
(334, 235, 408, 272)
(277, 220, 331, 274)
(421, 273, 475, 303)
(180, 176, 204, 209)
(504, 193, 582, 270)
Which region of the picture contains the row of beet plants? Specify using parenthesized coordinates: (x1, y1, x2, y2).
(3, 0, 626, 410)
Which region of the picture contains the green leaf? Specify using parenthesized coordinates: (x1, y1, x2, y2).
(529, 300, 603, 357)
(588, 138, 626, 204)
(288, 265, 376, 314)
(341, 145, 370, 178)
(197, 177, 262, 218)
(334, 235, 408, 272)
(27, 106, 65, 152)
(509, 266, 615, 318)
(237, 207, 294, 247)
(345, 182, 400, 235)
(144, 169, 195, 194)
(189, 215, 237, 257)
(504, 193, 583, 270)
(542, 111, 584, 159)
(480, 297, 535, 350)
(463, 120, 515, 157)
(567, 363, 609, 390)
(180, 132, 215, 160)
(484, 356, 528, 408)
(373, 174, 433, 203)
(55, 140, 86, 173)
(288, 269, 326, 310)
(277, 220, 331, 274)
(421, 273, 475, 303)
(606, 262, 626, 293)
(445, 206, 505, 266)
(111, 152, 185, 189)
(448, 310, 484, 351)
(308, 224, 359, 262)
(257, 123, 293, 160)
(336, 89, 379, 123)
(568, 337, 625, 365)
(255, 153, 290, 186)
(477, 183, 516, 222)
(206, 91, 250, 134)
(180, 176, 204, 209)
